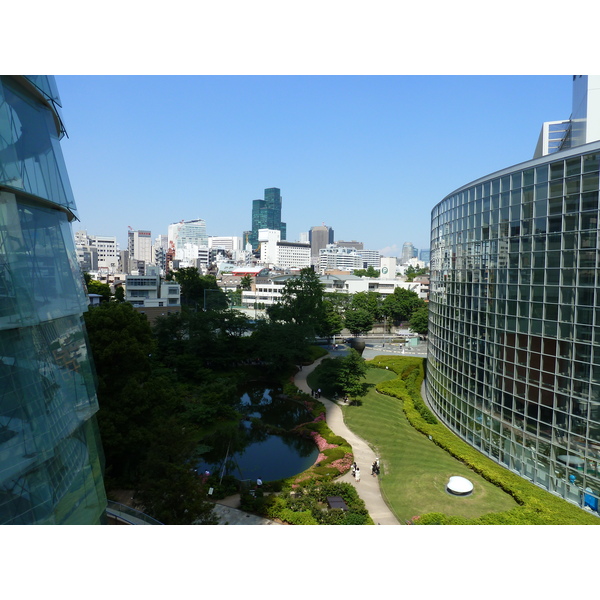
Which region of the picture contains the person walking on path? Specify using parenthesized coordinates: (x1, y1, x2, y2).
(355, 467, 361, 483)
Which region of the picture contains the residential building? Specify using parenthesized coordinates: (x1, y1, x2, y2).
(0, 75, 106, 524)
(427, 75, 600, 513)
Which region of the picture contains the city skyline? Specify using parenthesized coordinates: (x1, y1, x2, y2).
(55, 75, 572, 256)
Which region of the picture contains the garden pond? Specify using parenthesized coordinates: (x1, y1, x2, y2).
(196, 385, 319, 482)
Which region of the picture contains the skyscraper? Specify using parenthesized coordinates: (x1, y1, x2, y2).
(0, 76, 107, 524)
(309, 225, 334, 258)
(248, 187, 286, 250)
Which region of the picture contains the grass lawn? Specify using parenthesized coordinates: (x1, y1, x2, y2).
(309, 363, 518, 523)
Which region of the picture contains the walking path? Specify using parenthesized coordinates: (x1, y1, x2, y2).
(294, 355, 400, 525)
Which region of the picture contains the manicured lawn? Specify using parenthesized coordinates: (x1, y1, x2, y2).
(309, 363, 518, 522)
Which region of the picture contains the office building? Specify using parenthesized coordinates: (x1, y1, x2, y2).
(357, 249, 381, 269)
(75, 231, 119, 274)
(427, 75, 600, 512)
(258, 229, 310, 270)
(336, 240, 363, 251)
(0, 76, 106, 524)
(127, 228, 152, 265)
(401, 241, 416, 264)
(248, 188, 286, 250)
(318, 244, 363, 272)
(309, 225, 334, 259)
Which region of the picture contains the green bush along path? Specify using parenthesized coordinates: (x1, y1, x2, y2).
(307, 357, 516, 522)
(295, 357, 400, 524)
(340, 363, 518, 522)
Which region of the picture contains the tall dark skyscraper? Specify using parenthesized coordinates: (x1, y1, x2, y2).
(248, 187, 286, 250)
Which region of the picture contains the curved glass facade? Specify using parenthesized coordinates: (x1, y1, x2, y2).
(428, 141, 600, 513)
(0, 76, 106, 524)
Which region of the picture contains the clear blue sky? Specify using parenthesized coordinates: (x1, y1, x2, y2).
(56, 75, 573, 256)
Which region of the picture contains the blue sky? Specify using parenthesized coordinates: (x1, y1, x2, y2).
(56, 75, 573, 256)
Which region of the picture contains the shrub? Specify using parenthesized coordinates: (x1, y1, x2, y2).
(370, 355, 600, 525)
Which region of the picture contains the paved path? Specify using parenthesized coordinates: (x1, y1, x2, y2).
(294, 355, 400, 525)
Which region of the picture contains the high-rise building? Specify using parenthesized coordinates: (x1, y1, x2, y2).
(248, 188, 286, 250)
(428, 75, 600, 513)
(535, 76, 600, 158)
(309, 225, 334, 259)
(128, 228, 153, 265)
(0, 75, 106, 524)
(401, 241, 415, 265)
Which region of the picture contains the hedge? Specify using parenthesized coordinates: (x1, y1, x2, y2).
(370, 355, 600, 525)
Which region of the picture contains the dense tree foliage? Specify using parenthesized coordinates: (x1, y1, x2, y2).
(353, 266, 380, 278)
(266, 267, 326, 338)
(405, 265, 429, 281)
(409, 305, 429, 335)
(344, 307, 374, 336)
(167, 267, 228, 309)
(382, 287, 425, 324)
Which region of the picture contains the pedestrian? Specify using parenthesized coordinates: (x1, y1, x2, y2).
(317, 388, 321, 398)
(355, 467, 361, 483)
(371, 461, 377, 476)
(351, 462, 357, 477)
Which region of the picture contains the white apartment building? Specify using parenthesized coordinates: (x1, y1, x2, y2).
(318, 245, 363, 272)
(357, 249, 381, 269)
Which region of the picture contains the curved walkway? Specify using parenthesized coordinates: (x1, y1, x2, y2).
(294, 355, 400, 525)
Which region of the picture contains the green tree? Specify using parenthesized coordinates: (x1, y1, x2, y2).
(353, 266, 380, 278)
(351, 291, 384, 322)
(266, 267, 325, 338)
(250, 320, 310, 374)
(169, 268, 227, 310)
(344, 307, 374, 336)
(83, 272, 111, 302)
(240, 275, 253, 291)
(383, 287, 425, 323)
(336, 349, 368, 401)
(113, 285, 125, 302)
(84, 302, 158, 483)
(409, 305, 429, 335)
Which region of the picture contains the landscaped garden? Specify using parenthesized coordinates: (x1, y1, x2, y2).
(308, 354, 600, 525)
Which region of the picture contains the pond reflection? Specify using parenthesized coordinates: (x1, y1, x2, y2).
(197, 386, 318, 482)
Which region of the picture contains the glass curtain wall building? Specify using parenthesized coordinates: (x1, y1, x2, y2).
(428, 140, 600, 512)
(0, 76, 107, 524)
(248, 187, 286, 250)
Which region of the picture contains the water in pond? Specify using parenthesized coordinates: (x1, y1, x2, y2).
(196, 386, 319, 482)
